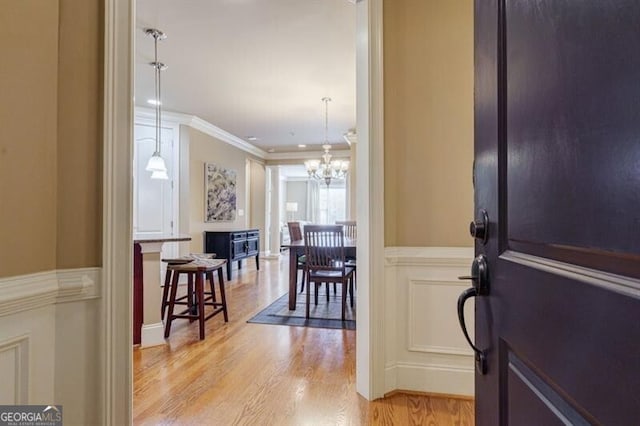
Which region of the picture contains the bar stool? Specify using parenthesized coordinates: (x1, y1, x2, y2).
(164, 258, 228, 340)
(161, 253, 216, 319)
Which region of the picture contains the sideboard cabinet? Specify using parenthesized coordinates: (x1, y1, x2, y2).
(204, 229, 260, 280)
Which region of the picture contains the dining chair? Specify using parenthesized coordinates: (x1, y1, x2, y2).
(335, 220, 356, 239)
(335, 220, 357, 285)
(287, 221, 306, 293)
(303, 225, 355, 320)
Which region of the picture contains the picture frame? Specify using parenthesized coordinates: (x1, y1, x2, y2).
(204, 163, 237, 222)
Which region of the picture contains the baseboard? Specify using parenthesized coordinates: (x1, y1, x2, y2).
(385, 363, 474, 397)
(383, 389, 475, 401)
(141, 322, 166, 348)
(260, 250, 281, 259)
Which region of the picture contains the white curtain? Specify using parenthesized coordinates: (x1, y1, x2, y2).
(306, 179, 319, 223)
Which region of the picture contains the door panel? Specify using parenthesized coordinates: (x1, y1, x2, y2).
(474, 0, 640, 424)
(505, 0, 640, 278)
(507, 351, 589, 426)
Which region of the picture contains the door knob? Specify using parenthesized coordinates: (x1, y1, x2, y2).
(469, 209, 489, 243)
(457, 255, 489, 374)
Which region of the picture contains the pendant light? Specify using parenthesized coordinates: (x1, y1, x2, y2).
(144, 28, 169, 180)
(304, 97, 349, 186)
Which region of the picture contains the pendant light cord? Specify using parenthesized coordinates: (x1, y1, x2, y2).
(154, 35, 162, 156)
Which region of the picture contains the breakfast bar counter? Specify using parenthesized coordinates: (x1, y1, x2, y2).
(133, 234, 192, 346)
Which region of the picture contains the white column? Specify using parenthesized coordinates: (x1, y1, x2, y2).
(139, 241, 167, 348)
(348, 138, 358, 220)
(267, 166, 282, 258)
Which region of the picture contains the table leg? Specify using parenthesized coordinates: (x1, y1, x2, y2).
(288, 248, 298, 310)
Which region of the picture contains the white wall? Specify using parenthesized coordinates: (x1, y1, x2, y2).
(285, 180, 308, 221)
(384, 247, 475, 396)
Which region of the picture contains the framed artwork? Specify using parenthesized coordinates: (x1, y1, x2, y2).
(204, 163, 237, 222)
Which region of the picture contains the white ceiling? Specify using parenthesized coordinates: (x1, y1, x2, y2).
(135, 0, 356, 153)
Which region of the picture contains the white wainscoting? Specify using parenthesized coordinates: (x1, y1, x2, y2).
(0, 268, 101, 424)
(384, 247, 475, 396)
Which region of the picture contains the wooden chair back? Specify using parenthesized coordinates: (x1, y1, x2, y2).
(288, 221, 303, 241)
(304, 225, 345, 272)
(335, 220, 357, 239)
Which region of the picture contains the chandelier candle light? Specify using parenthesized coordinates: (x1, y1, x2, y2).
(304, 97, 349, 186)
(145, 28, 169, 180)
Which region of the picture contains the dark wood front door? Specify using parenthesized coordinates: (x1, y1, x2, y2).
(471, 1, 640, 424)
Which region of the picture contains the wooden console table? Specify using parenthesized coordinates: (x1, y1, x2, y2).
(204, 230, 260, 280)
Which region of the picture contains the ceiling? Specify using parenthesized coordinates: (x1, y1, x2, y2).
(135, 0, 356, 153)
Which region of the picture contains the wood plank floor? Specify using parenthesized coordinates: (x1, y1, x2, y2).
(134, 257, 474, 425)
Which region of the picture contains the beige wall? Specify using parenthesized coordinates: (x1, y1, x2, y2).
(0, 0, 102, 278)
(0, 1, 60, 277)
(186, 126, 265, 253)
(57, 0, 103, 269)
(384, 0, 474, 247)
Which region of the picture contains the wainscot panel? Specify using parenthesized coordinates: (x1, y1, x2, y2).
(384, 247, 475, 396)
(0, 268, 101, 424)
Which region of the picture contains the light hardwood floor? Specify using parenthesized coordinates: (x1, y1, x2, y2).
(134, 257, 474, 425)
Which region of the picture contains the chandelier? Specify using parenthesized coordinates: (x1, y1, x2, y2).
(304, 97, 350, 186)
(144, 28, 169, 180)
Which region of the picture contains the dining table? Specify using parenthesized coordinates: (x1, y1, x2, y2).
(281, 238, 357, 310)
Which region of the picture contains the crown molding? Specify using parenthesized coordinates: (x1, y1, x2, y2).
(134, 107, 355, 162)
(135, 107, 268, 159)
(264, 149, 351, 161)
(188, 116, 268, 159)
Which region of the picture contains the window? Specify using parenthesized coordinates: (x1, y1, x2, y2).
(318, 180, 346, 224)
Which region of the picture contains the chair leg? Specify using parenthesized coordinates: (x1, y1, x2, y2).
(349, 276, 354, 308)
(341, 279, 347, 321)
(314, 282, 320, 306)
(196, 272, 205, 340)
(207, 271, 216, 302)
(187, 273, 195, 320)
(299, 269, 306, 293)
(164, 270, 181, 338)
(217, 267, 229, 322)
(326, 282, 330, 302)
(161, 268, 172, 319)
(305, 275, 311, 319)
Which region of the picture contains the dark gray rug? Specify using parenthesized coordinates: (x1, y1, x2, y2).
(247, 288, 356, 330)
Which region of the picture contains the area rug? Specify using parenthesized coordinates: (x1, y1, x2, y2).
(247, 288, 356, 330)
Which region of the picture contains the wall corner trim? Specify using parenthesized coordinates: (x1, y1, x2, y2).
(0, 268, 102, 317)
